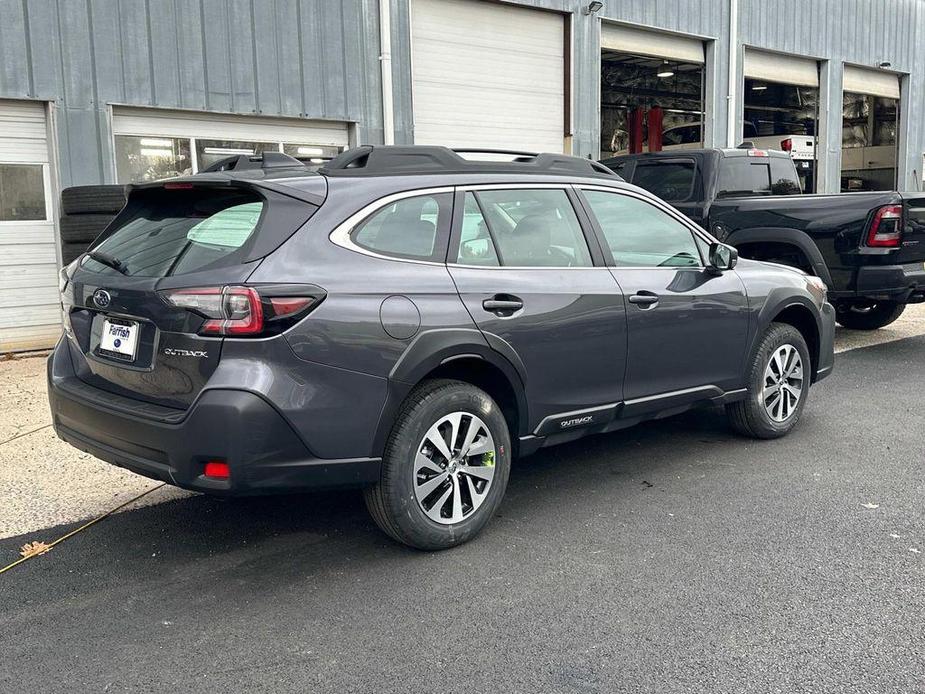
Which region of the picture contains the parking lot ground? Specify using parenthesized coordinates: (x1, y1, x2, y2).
(1, 329, 924, 692)
(4, 304, 925, 540)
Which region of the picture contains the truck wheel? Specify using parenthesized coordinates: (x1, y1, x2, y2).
(364, 379, 511, 550)
(727, 323, 811, 439)
(835, 300, 905, 330)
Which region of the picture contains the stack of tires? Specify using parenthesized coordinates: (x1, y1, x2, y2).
(59, 185, 127, 264)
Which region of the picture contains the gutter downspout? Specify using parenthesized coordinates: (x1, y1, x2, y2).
(379, 0, 395, 145)
(726, 0, 739, 147)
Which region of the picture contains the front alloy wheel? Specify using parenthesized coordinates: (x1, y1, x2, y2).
(762, 344, 804, 422)
(726, 322, 811, 439)
(414, 413, 496, 524)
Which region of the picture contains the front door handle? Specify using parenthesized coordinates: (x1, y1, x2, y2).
(628, 292, 659, 307)
(482, 295, 523, 314)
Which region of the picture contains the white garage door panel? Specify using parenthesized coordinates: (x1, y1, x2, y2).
(0, 305, 61, 329)
(0, 99, 60, 353)
(0, 264, 59, 291)
(843, 65, 901, 99)
(112, 107, 349, 147)
(411, 0, 564, 153)
(744, 49, 818, 87)
(0, 243, 57, 266)
(601, 23, 704, 63)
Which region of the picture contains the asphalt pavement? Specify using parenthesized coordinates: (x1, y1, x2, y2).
(1, 336, 924, 693)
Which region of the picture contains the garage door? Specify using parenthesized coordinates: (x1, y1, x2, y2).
(410, 0, 565, 153)
(0, 100, 58, 353)
(601, 23, 704, 64)
(111, 107, 349, 183)
(843, 65, 900, 99)
(744, 49, 818, 87)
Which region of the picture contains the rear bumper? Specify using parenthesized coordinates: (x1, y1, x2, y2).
(47, 341, 380, 495)
(832, 263, 925, 303)
(814, 301, 836, 383)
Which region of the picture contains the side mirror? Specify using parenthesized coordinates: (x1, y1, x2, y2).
(709, 242, 738, 272)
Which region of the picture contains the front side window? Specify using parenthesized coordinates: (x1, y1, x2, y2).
(460, 189, 592, 268)
(582, 190, 701, 268)
(0, 164, 46, 221)
(352, 193, 451, 261)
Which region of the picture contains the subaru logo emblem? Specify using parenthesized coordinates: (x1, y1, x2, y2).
(92, 289, 111, 309)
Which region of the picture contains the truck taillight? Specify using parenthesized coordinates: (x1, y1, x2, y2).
(780, 138, 793, 153)
(866, 205, 904, 248)
(161, 286, 322, 336)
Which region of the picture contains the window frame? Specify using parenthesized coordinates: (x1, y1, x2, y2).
(0, 161, 52, 225)
(447, 184, 606, 269)
(575, 185, 717, 269)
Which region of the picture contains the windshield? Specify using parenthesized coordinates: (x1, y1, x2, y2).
(82, 188, 264, 277)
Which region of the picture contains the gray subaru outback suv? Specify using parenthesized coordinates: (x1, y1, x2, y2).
(49, 146, 835, 549)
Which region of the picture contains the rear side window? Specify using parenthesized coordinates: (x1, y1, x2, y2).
(352, 193, 452, 261)
(457, 189, 592, 268)
(631, 161, 696, 201)
(84, 188, 265, 277)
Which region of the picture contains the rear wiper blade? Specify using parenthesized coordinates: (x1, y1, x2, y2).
(87, 250, 128, 275)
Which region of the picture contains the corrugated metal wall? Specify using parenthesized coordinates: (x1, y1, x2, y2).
(0, 0, 923, 191)
(0, 0, 383, 187)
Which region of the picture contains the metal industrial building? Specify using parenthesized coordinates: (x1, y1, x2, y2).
(1, 0, 923, 350)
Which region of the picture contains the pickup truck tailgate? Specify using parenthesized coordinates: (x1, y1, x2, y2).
(901, 195, 925, 263)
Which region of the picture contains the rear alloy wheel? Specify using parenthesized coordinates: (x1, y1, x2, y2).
(364, 379, 511, 550)
(835, 300, 905, 330)
(413, 412, 496, 524)
(727, 323, 811, 439)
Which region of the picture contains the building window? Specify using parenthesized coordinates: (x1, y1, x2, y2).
(115, 136, 343, 183)
(841, 93, 899, 191)
(195, 139, 279, 171)
(0, 163, 46, 221)
(114, 136, 192, 184)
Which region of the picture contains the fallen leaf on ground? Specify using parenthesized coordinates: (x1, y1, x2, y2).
(19, 541, 52, 558)
(861, 502, 880, 509)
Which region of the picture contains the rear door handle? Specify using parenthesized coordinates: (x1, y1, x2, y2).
(482, 296, 524, 314)
(628, 292, 659, 307)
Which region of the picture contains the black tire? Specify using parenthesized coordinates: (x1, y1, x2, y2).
(835, 300, 905, 330)
(61, 241, 89, 265)
(727, 323, 811, 439)
(364, 379, 512, 550)
(60, 185, 126, 215)
(59, 214, 114, 243)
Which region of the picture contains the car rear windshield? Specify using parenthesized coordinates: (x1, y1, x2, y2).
(83, 187, 265, 277)
(716, 158, 802, 198)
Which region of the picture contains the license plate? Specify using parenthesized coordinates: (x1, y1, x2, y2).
(100, 318, 139, 361)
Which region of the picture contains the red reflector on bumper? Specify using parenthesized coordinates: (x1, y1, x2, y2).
(204, 460, 230, 479)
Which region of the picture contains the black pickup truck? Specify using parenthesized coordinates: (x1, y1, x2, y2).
(604, 148, 925, 329)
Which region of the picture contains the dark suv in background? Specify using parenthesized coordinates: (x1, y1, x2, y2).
(49, 146, 834, 549)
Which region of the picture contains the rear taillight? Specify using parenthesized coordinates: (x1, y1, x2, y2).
(161, 285, 322, 337)
(867, 205, 904, 248)
(780, 138, 793, 153)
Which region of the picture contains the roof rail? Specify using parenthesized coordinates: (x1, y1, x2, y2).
(202, 151, 305, 173)
(319, 145, 617, 178)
